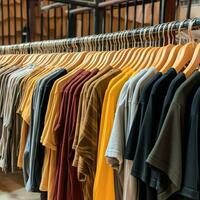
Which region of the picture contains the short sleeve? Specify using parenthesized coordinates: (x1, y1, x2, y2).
(146, 102, 182, 200)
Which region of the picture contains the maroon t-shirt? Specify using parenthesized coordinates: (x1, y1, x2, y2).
(52, 69, 85, 200)
(54, 69, 98, 200)
(66, 69, 98, 200)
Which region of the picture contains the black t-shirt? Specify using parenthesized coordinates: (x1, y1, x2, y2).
(125, 72, 162, 160)
(146, 71, 200, 200)
(157, 72, 186, 135)
(130, 68, 177, 200)
(146, 72, 186, 196)
(131, 68, 177, 184)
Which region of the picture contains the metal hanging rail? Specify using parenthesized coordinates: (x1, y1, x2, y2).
(0, 18, 200, 54)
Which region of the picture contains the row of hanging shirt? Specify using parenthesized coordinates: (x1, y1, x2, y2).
(0, 19, 200, 200)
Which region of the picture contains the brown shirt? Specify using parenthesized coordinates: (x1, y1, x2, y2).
(76, 69, 121, 200)
(72, 66, 112, 167)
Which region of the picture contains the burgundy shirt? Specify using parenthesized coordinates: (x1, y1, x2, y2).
(52, 69, 85, 200)
(54, 69, 98, 200)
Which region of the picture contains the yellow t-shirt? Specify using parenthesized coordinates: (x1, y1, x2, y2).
(17, 67, 52, 168)
(93, 69, 134, 200)
(97, 67, 131, 153)
(21, 67, 54, 124)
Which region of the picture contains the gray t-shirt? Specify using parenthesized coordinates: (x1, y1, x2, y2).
(106, 67, 156, 200)
(23, 68, 66, 192)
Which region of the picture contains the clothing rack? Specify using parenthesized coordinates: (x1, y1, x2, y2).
(1, 18, 200, 54)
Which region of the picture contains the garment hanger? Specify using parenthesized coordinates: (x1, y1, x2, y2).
(6, 54, 27, 67)
(154, 22, 175, 71)
(34, 42, 60, 67)
(144, 25, 165, 68)
(55, 39, 83, 69)
(109, 32, 125, 66)
(133, 27, 156, 71)
(112, 30, 137, 69)
(86, 35, 108, 70)
(0, 45, 20, 65)
(171, 19, 197, 73)
(145, 24, 170, 69)
(5, 44, 28, 67)
(93, 34, 111, 70)
(67, 36, 96, 71)
(84, 36, 103, 70)
(52, 40, 75, 68)
(121, 28, 149, 69)
(183, 43, 200, 78)
(18, 53, 34, 66)
(3, 54, 21, 66)
(66, 36, 97, 71)
(136, 26, 159, 71)
(109, 32, 128, 68)
(131, 28, 153, 70)
(184, 18, 200, 78)
(65, 37, 90, 71)
(22, 44, 45, 66)
(160, 21, 183, 73)
(111, 31, 138, 69)
(98, 33, 117, 70)
(143, 26, 160, 68)
(53, 38, 82, 69)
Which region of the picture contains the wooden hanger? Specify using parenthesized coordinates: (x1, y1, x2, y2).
(113, 30, 139, 69)
(63, 52, 86, 69)
(172, 19, 197, 73)
(66, 51, 89, 71)
(135, 26, 159, 71)
(132, 27, 155, 70)
(132, 47, 153, 70)
(153, 23, 174, 70)
(99, 51, 117, 70)
(6, 54, 27, 67)
(51, 39, 81, 68)
(184, 43, 200, 78)
(2, 55, 19, 65)
(145, 47, 160, 68)
(160, 44, 182, 73)
(90, 52, 108, 70)
(86, 34, 115, 70)
(111, 31, 134, 68)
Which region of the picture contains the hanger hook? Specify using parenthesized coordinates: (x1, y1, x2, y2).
(112, 33, 115, 50)
(143, 27, 149, 47)
(167, 21, 173, 44)
(188, 18, 197, 43)
(119, 31, 122, 49)
(171, 21, 177, 45)
(121, 32, 125, 49)
(94, 35, 97, 51)
(157, 23, 163, 46)
(162, 22, 169, 46)
(132, 29, 136, 48)
(93, 35, 96, 51)
(97, 34, 101, 51)
(125, 30, 129, 49)
(116, 32, 120, 50)
(104, 33, 108, 51)
(123, 31, 126, 49)
(110, 33, 113, 51)
(149, 26, 152, 47)
(139, 28, 143, 47)
(178, 19, 189, 45)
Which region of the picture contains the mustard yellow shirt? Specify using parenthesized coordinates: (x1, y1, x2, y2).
(93, 69, 134, 200)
